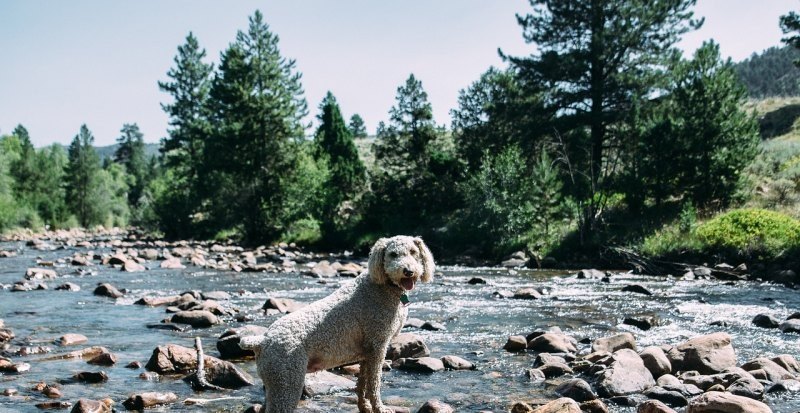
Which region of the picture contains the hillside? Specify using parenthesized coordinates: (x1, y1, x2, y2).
(735, 46, 800, 98)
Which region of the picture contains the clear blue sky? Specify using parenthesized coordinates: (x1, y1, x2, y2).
(0, 0, 796, 147)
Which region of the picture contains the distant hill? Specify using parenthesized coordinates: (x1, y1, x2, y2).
(93, 142, 160, 161)
(735, 46, 800, 98)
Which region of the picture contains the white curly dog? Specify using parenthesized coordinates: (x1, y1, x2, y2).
(240, 235, 435, 413)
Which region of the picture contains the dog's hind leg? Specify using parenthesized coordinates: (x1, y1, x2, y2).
(265, 358, 306, 413)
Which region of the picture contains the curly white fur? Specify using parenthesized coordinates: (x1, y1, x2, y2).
(240, 235, 434, 413)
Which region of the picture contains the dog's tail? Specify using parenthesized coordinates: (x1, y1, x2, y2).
(238, 335, 265, 355)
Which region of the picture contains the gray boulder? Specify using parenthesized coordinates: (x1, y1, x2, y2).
(686, 391, 771, 413)
(596, 349, 655, 397)
(667, 332, 736, 374)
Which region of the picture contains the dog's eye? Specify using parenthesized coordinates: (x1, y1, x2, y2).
(388, 252, 398, 258)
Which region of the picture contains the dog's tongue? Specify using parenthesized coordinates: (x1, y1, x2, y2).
(400, 278, 415, 291)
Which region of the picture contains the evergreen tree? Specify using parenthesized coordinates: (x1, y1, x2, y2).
(507, 0, 701, 234)
(9, 124, 36, 205)
(734, 46, 800, 97)
(114, 123, 147, 207)
(34, 144, 68, 227)
(206, 10, 308, 242)
(314, 92, 366, 239)
(348, 114, 368, 138)
(65, 125, 104, 227)
(0, 135, 20, 230)
(781, 11, 800, 66)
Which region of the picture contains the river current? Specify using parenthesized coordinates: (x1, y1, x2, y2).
(1, 239, 799, 412)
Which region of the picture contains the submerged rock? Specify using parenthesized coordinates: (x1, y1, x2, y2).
(93, 283, 123, 299)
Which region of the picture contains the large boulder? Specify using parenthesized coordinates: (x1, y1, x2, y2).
(216, 325, 269, 359)
(386, 333, 429, 360)
(93, 283, 123, 299)
(554, 378, 596, 402)
(740, 357, 794, 382)
(531, 398, 581, 413)
(145, 344, 253, 388)
(640, 346, 671, 378)
(262, 297, 305, 314)
(686, 391, 771, 413)
(592, 332, 636, 353)
(527, 333, 577, 354)
(667, 333, 736, 374)
(596, 349, 655, 397)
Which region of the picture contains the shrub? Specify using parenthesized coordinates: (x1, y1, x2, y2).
(695, 208, 800, 257)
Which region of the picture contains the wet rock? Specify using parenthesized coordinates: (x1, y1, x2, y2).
(55, 282, 80, 291)
(577, 269, 604, 279)
(405, 318, 425, 329)
(71, 255, 92, 266)
(86, 349, 116, 366)
(243, 404, 263, 413)
(441, 355, 474, 370)
(525, 368, 546, 382)
(417, 399, 454, 413)
(636, 400, 677, 413)
(592, 332, 636, 353)
(56, 333, 88, 346)
(307, 261, 337, 278)
(621, 284, 652, 296)
(513, 287, 542, 300)
(421, 321, 446, 331)
(502, 251, 528, 268)
(160, 257, 185, 269)
(0, 358, 30, 373)
(579, 399, 608, 413)
(35, 401, 72, 409)
(767, 379, 800, 393)
(527, 333, 577, 354)
(771, 354, 800, 374)
(134, 295, 185, 307)
(666, 332, 736, 374)
(74, 371, 109, 383)
(216, 325, 269, 359)
(554, 378, 596, 402)
(752, 313, 780, 328)
(467, 277, 486, 285)
(492, 290, 515, 299)
(640, 346, 671, 378)
(532, 398, 581, 413)
(42, 385, 62, 398)
(395, 357, 444, 373)
(146, 323, 187, 332)
(642, 386, 688, 407)
(692, 267, 712, 278)
(202, 291, 231, 300)
(26, 267, 58, 280)
(624, 315, 658, 331)
(0, 328, 14, 344)
(386, 333, 430, 360)
(122, 392, 178, 410)
(169, 310, 221, 328)
(262, 297, 305, 314)
(179, 299, 234, 316)
(125, 361, 142, 369)
(93, 283, 123, 299)
(146, 344, 254, 388)
(535, 353, 567, 366)
(779, 318, 800, 333)
(1, 388, 15, 396)
(299, 370, 356, 397)
(70, 398, 111, 413)
(122, 260, 146, 272)
(741, 357, 794, 382)
(686, 391, 771, 413)
(504, 335, 528, 352)
(596, 349, 655, 397)
(727, 376, 764, 400)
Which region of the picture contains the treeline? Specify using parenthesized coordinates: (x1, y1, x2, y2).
(0, 2, 776, 259)
(735, 46, 800, 97)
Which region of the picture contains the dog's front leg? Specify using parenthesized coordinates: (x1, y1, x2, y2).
(358, 351, 391, 413)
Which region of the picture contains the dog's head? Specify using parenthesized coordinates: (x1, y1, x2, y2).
(368, 235, 434, 291)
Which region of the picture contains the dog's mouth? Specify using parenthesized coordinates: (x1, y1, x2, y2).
(400, 278, 415, 291)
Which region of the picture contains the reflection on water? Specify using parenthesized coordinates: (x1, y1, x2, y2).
(1, 242, 799, 412)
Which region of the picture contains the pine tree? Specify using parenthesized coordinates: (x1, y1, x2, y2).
(65, 125, 104, 227)
(114, 123, 147, 207)
(781, 11, 800, 66)
(34, 144, 68, 227)
(507, 0, 701, 234)
(348, 114, 367, 138)
(9, 124, 36, 205)
(206, 10, 307, 242)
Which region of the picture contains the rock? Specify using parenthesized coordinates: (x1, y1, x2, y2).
(528, 333, 578, 354)
(71, 255, 92, 266)
(640, 346, 671, 378)
(404, 318, 425, 329)
(642, 386, 688, 407)
(636, 400, 677, 413)
(0, 358, 30, 373)
(535, 353, 567, 366)
(467, 277, 486, 285)
(441, 355, 474, 370)
(579, 399, 608, 413)
(577, 269, 604, 279)
(122, 392, 178, 410)
(93, 283, 123, 299)
(70, 399, 111, 413)
(531, 398, 581, 413)
(55, 282, 80, 291)
(122, 260, 146, 272)
(686, 391, 771, 413)
(216, 325, 269, 359)
(741, 357, 794, 382)
(513, 288, 542, 300)
(395, 357, 444, 373)
(538, 362, 574, 378)
(134, 295, 185, 307)
(86, 348, 117, 366)
(752, 313, 780, 328)
(621, 284, 652, 296)
(36, 401, 72, 409)
(243, 404, 263, 413)
(146, 323, 187, 332)
(386, 333, 430, 360)
(169, 310, 221, 328)
(779, 318, 800, 333)
(74, 371, 109, 383)
(202, 291, 231, 300)
(525, 368, 546, 382)
(596, 349, 655, 397)
(146, 344, 254, 388)
(308, 261, 338, 278)
(771, 354, 800, 374)
(160, 257, 185, 269)
(25, 267, 58, 280)
(56, 333, 88, 346)
(504, 335, 528, 352)
(624, 314, 658, 331)
(592, 332, 636, 353)
(692, 267, 712, 278)
(554, 378, 596, 402)
(125, 361, 142, 369)
(727, 376, 765, 400)
(0, 328, 15, 344)
(417, 399, 454, 413)
(421, 321, 446, 331)
(42, 385, 62, 398)
(302, 370, 356, 397)
(667, 332, 736, 374)
(767, 379, 800, 393)
(262, 297, 305, 314)
(179, 299, 233, 316)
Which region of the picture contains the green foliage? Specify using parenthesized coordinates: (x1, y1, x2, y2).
(348, 114, 368, 138)
(678, 201, 697, 233)
(114, 123, 148, 208)
(65, 125, 105, 227)
(781, 11, 800, 66)
(695, 208, 800, 257)
(735, 46, 800, 97)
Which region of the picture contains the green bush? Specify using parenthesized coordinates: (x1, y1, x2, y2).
(695, 208, 800, 257)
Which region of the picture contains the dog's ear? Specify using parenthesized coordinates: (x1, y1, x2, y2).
(414, 237, 435, 283)
(368, 237, 389, 284)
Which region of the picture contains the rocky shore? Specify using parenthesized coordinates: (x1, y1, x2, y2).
(1, 228, 799, 412)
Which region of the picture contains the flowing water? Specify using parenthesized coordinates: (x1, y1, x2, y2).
(1, 239, 800, 412)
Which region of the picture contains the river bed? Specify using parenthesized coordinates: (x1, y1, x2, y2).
(1, 237, 799, 412)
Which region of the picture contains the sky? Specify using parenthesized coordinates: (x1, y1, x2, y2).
(0, 0, 797, 147)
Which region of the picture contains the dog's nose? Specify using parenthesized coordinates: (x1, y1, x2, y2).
(403, 268, 413, 277)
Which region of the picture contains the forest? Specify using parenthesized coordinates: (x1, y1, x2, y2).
(3, 1, 800, 268)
